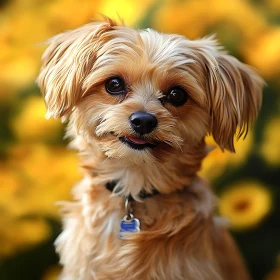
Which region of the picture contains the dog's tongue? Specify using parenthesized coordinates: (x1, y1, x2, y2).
(127, 136, 148, 144)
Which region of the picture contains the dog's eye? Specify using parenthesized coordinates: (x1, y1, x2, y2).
(166, 87, 188, 107)
(105, 77, 126, 95)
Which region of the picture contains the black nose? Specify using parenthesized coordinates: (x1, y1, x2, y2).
(129, 111, 158, 135)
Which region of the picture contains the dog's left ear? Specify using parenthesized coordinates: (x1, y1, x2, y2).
(204, 46, 264, 152)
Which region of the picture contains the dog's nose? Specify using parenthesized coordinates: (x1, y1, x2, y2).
(129, 111, 158, 135)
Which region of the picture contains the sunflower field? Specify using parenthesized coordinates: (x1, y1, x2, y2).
(0, 0, 279, 279)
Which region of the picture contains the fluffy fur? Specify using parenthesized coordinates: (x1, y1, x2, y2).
(38, 17, 264, 280)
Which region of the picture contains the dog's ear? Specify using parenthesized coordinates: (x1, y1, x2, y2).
(191, 38, 264, 152)
(209, 52, 264, 152)
(37, 18, 119, 119)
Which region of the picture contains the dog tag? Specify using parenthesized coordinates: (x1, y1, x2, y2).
(119, 214, 140, 239)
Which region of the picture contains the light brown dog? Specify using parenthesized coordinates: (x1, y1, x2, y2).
(38, 17, 264, 280)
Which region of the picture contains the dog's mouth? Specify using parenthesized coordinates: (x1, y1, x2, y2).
(119, 136, 157, 150)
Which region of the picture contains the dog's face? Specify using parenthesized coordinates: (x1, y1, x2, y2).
(38, 18, 263, 165)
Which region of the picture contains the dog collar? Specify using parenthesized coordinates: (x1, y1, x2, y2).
(105, 180, 159, 238)
(105, 180, 160, 201)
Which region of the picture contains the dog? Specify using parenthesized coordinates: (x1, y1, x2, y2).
(38, 17, 264, 280)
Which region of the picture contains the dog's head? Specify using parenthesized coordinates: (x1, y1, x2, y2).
(38, 18, 263, 165)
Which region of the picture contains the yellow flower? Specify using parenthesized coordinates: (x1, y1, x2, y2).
(152, 0, 214, 39)
(0, 166, 21, 199)
(0, 0, 101, 99)
(211, 0, 266, 40)
(260, 117, 280, 166)
(0, 217, 50, 257)
(13, 218, 51, 247)
(42, 265, 62, 280)
(200, 133, 253, 180)
(219, 182, 272, 230)
(4, 144, 80, 218)
(0, 55, 39, 100)
(11, 95, 62, 142)
(99, 0, 156, 26)
(152, 0, 266, 40)
(243, 27, 280, 78)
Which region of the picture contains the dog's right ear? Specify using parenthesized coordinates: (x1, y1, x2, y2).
(37, 18, 119, 119)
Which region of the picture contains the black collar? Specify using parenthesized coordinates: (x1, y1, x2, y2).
(105, 181, 159, 201)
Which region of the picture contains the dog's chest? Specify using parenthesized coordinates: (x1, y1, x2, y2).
(56, 182, 221, 280)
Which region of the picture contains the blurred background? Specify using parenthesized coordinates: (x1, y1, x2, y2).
(0, 0, 279, 279)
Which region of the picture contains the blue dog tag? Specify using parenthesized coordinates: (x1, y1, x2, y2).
(119, 214, 140, 239)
